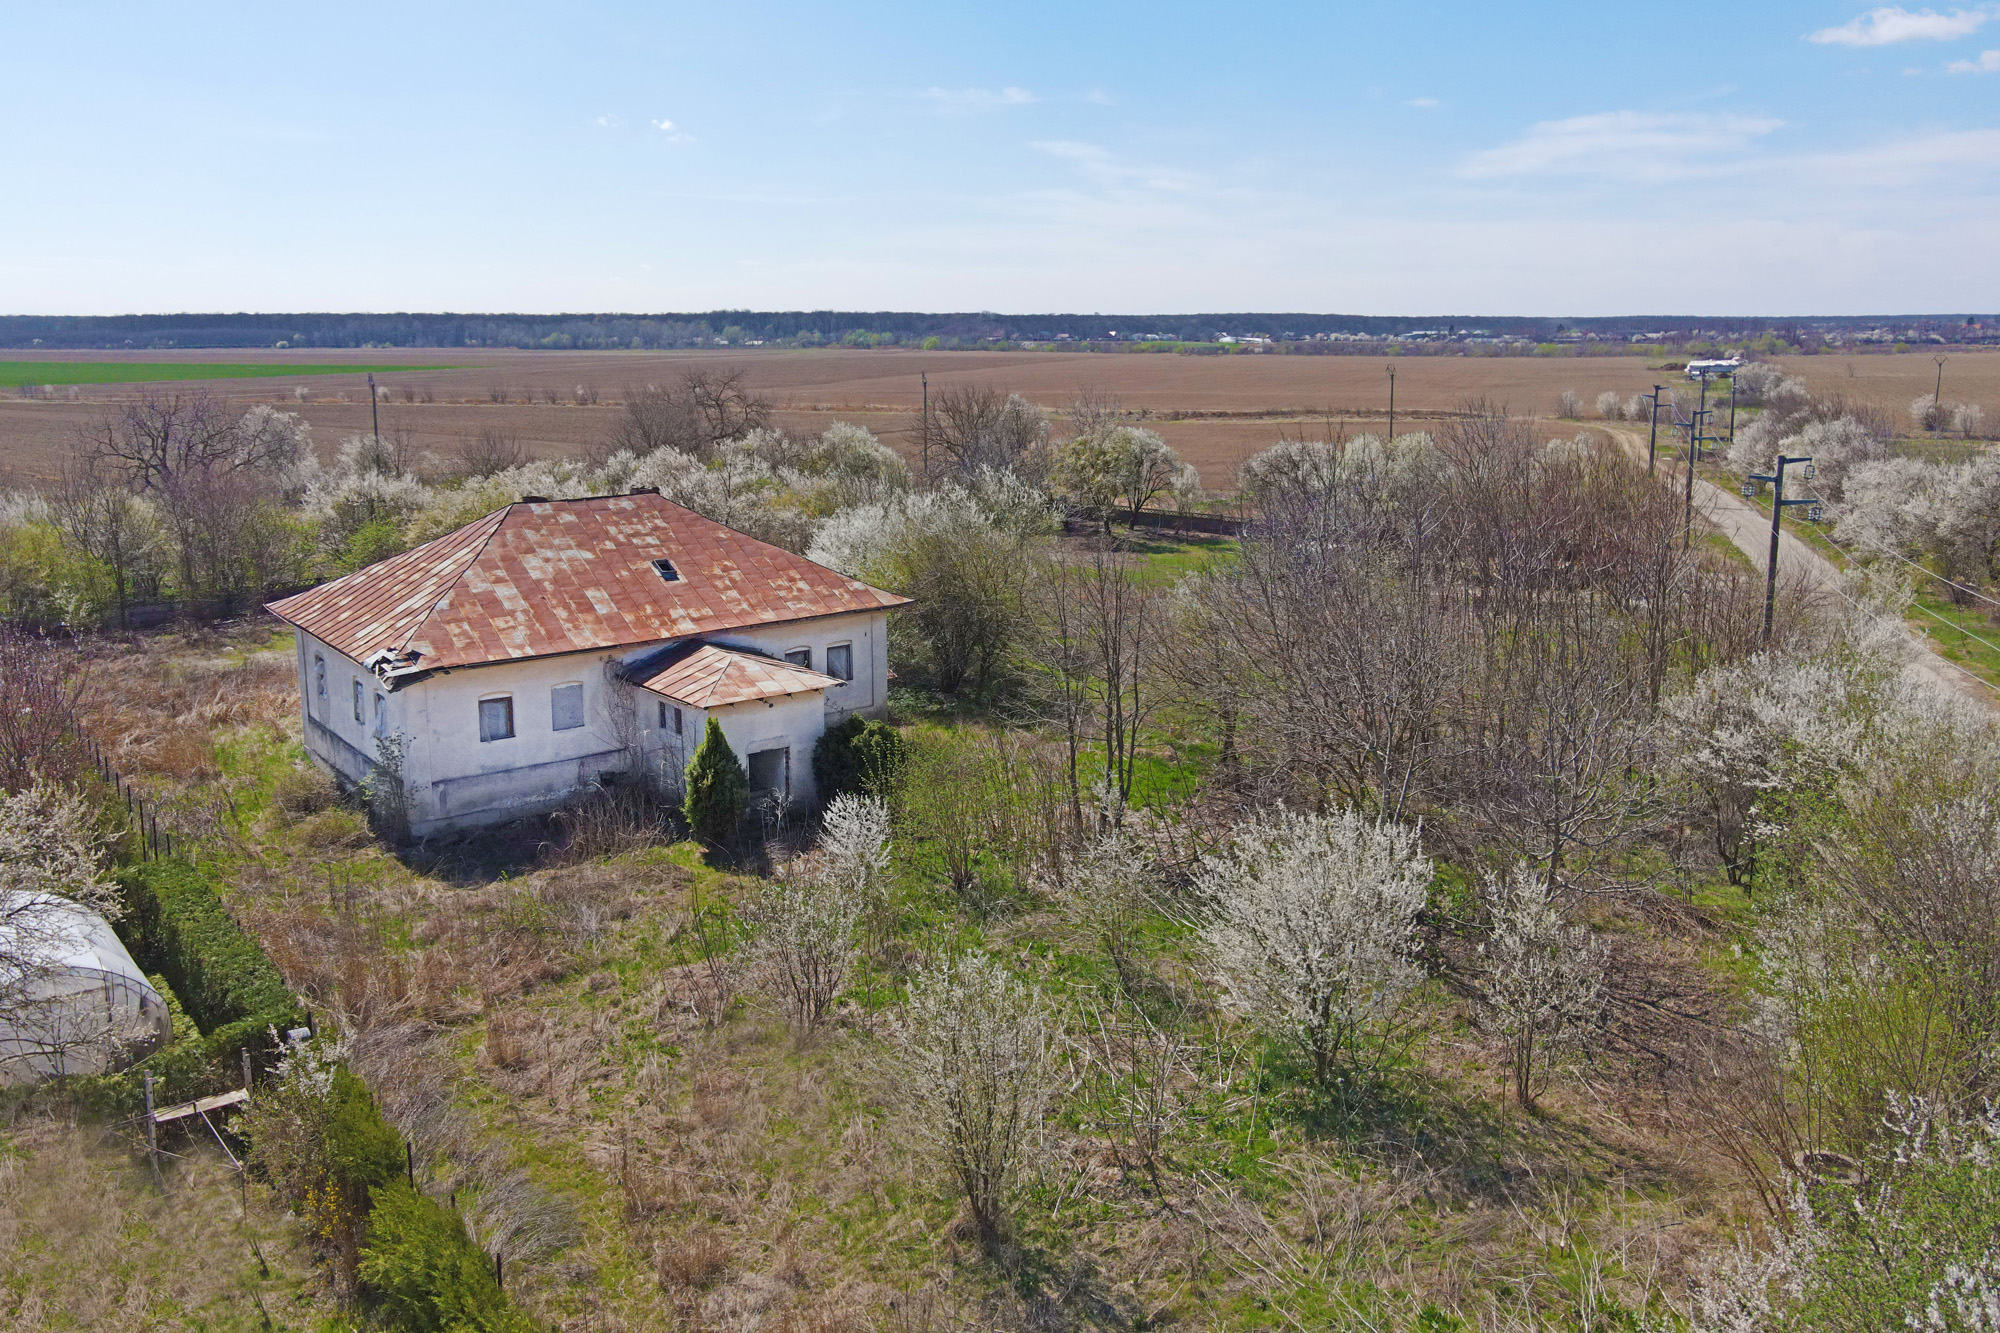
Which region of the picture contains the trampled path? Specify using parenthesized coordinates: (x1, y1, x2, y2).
(1605, 426, 1996, 707)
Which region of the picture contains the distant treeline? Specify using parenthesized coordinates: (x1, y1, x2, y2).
(1, 310, 1991, 351)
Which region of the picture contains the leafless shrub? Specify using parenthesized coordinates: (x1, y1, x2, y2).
(1556, 389, 1581, 418)
(745, 850, 862, 1041)
(544, 781, 673, 863)
(0, 627, 87, 793)
(448, 429, 527, 478)
(272, 764, 337, 818)
(1596, 390, 1624, 420)
(899, 952, 1057, 1242)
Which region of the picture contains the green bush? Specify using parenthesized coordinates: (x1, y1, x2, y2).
(811, 715, 907, 799)
(113, 857, 303, 1093)
(361, 1181, 538, 1333)
(682, 717, 746, 845)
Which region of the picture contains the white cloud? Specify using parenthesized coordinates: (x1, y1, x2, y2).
(596, 113, 624, 129)
(919, 86, 1038, 112)
(1030, 140, 1196, 192)
(650, 118, 692, 141)
(1407, 96, 1441, 108)
(1459, 111, 1782, 181)
(1948, 46, 2000, 68)
(1809, 6, 1993, 46)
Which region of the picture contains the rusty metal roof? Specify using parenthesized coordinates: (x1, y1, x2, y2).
(631, 643, 840, 709)
(266, 492, 909, 671)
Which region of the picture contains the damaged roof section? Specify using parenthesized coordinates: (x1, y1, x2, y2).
(628, 642, 842, 709)
(266, 492, 909, 672)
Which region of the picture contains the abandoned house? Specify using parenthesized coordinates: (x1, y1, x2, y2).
(266, 490, 909, 838)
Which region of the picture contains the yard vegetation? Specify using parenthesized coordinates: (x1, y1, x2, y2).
(4, 377, 2000, 1331)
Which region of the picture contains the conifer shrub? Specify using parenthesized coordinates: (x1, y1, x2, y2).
(682, 717, 746, 846)
(810, 714, 907, 798)
(360, 1181, 538, 1333)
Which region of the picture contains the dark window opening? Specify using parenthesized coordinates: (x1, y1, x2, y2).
(784, 648, 811, 669)
(479, 696, 515, 742)
(748, 747, 788, 799)
(651, 557, 681, 583)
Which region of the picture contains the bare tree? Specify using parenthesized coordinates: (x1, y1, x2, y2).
(615, 369, 771, 459)
(928, 384, 1049, 478)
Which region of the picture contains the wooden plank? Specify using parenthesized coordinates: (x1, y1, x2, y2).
(152, 1087, 249, 1124)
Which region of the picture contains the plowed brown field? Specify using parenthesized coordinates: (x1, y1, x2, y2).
(1, 346, 1992, 490)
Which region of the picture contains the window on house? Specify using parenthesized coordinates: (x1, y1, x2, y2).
(657, 700, 684, 735)
(373, 693, 386, 736)
(674, 705, 684, 736)
(353, 678, 365, 723)
(651, 557, 681, 583)
(784, 647, 811, 669)
(314, 655, 326, 700)
(551, 682, 584, 731)
(826, 642, 853, 682)
(747, 747, 788, 799)
(478, 696, 515, 742)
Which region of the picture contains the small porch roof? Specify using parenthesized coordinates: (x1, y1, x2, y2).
(627, 642, 840, 709)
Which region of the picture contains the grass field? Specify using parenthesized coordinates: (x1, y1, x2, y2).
(0, 360, 437, 387)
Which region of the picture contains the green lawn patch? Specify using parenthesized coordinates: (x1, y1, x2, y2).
(0, 360, 449, 387)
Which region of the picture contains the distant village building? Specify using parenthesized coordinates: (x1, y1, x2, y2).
(267, 491, 908, 838)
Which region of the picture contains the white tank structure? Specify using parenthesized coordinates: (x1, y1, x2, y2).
(0, 894, 173, 1084)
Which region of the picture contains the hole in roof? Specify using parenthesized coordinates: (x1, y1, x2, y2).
(651, 558, 681, 584)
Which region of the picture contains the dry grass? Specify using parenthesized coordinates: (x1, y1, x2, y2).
(0, 1106, 337, 1332)
(49, 619, 1765, 1332)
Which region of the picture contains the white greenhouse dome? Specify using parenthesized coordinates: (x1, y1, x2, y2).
(0, 894, 172, 1084)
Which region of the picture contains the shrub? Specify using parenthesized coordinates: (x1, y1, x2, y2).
(900, 953, 1056, 1243)
(1478, 866, 1606, 1108)
(360, 1181, 536, 1333)
(273, 764, 337, 818)
(114, 857, 303, 1085)
(682, 717, 746, 846)
(811, 714, 907, 798)
(243, 1037, 404, 1288)
(1199, 808, 1432, 1089)
(746, 852, 863, 1041)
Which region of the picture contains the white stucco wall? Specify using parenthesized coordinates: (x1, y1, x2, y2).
(286, 606, 892, 839)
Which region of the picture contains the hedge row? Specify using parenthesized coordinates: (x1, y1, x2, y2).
(362, 1182, 537, 1333)
(111, 858, 305, 1103)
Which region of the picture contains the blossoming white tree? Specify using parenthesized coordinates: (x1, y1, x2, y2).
(746, 794, 887, 1040)
(1199, 808, 1432, 1089)
(1478, 865, 1605, 1108)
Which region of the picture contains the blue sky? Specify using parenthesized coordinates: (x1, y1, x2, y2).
(4, 2, 1997, 316)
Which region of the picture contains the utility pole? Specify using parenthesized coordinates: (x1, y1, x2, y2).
(1385, 363, 1397, 440)
(1745, 453, 1819, 645)
(920, 372, 929, 479)
(368, 373, 381, 444)
(1681, 373, 1711, 550)
(1934, 354, 1948, 436)
(1647, 383, 1665, 475)
(1727, 370, 1738, 445)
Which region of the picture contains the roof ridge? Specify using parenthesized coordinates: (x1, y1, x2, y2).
(386, 504, 515, 660)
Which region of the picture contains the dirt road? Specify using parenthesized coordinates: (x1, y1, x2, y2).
(1607, 426, 1995, 706)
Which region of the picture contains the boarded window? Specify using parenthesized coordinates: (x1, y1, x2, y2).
(479, 696, 515, 742)
(784, 648, 811, 669)
(826, 642, 853, 682)
(353, 678, 365, 723)
(551, 682, 585, 732)
(314, 655, 326, 699)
